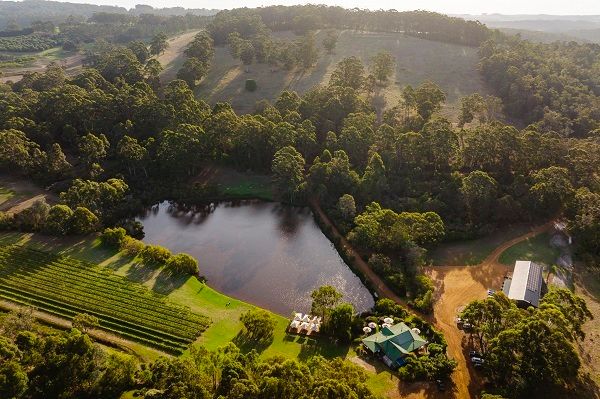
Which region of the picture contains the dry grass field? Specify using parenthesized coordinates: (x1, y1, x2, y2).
(195, 29, 491, 116)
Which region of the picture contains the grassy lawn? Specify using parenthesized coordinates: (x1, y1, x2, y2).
(498, 232, 560, 266)
(195, 163, 274, 201)
(429, 224, 539, 266)
(218, 180, 273, 201)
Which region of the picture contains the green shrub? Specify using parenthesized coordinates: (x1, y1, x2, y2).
(14, 199, 49, 232)
(0, 211, 14, 230)
(240, 309, 276, 341)
(245, 79, 257, 92)
(165, 253, 198, 275)
(140, 245, 172, 264)
(100, 227, 127, 248)
(71, 207, 99, 234)
(120, 236, 145, 257)
(44, 205, 74, 235)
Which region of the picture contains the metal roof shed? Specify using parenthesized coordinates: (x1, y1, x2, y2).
(504, 260, 544, 308)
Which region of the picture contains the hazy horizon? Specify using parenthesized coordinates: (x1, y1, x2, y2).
(9, 0, 600, 16)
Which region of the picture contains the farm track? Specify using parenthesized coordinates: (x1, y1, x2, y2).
(312, 199, 554, 399)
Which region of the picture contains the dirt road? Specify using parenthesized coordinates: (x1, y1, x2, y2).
(310, 199, 416, 310)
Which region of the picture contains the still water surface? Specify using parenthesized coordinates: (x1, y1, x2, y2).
(137, 200, 374, 316)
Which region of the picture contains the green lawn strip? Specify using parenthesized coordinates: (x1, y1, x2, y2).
(429, 224, 538, 265)
(364, 369, 398, 398)
(168, 275, 350, 360)
(498, 232, 560, 266)
(219, 181, 274, 201)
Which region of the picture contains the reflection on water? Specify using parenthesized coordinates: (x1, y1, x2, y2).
(136, 200, 374, 316)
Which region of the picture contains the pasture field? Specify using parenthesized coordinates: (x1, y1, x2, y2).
(0, 243, 209, 354)
(196, 29, 490, 116)
(498, 232, 559, 266)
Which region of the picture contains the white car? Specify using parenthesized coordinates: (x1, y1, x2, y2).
(471, 357, 485, 366)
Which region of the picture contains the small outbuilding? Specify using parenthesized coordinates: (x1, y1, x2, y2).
(362, 322, 427, 368)
(502, 260, 545, 308)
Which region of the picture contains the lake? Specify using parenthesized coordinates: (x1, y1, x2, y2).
(136, 200, 374, 316)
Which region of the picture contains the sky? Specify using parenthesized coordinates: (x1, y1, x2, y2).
(66, 0, 600, 15)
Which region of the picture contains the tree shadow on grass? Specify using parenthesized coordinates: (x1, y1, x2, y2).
(297, 335, 350, 361)
(102, 255, 134, 272)
(125, 261, 158, 284)
(231, 331, 273, 354)
(152, 268, 189, 295)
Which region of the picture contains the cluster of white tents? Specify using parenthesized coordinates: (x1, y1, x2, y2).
(289, 313, 321, 335)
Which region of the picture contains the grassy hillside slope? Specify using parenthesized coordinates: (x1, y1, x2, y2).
(195, 29, 491, 116)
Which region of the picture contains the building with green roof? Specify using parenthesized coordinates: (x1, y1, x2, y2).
(362, 322, 427, 368)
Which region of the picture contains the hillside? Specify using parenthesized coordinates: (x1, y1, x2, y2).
(195, 29, 491, 116)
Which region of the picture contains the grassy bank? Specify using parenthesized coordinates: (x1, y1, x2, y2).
(498, 232, 560, 266)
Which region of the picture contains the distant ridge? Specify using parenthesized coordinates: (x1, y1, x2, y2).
(0, 0, 218, 29)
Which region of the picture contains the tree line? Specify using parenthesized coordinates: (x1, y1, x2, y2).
(208, 6, 490, 47)
(480, 33, 600, 137)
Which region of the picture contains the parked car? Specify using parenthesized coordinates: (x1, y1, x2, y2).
(469, 350, 483, 358)
(487, 289, 495, 296)
(462, 322, 473, 331)
(471, 357, 485, 367)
